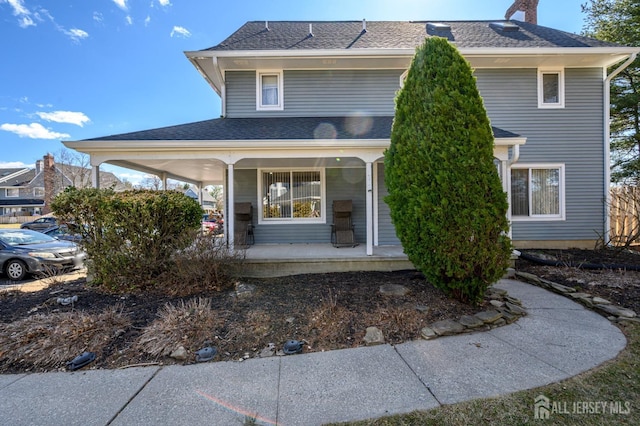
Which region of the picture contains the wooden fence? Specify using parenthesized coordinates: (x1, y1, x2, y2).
(0, 215, 39, 225)
(610, 186, 640, 246)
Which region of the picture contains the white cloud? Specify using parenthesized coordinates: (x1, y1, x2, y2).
(93, 12, 103, 23)
(0, 161, 31, 168)
(0, 123, 70, 139)
(170, 26, 190, 38)
(36, 111, 90, 127)
(2, 0, 35, 28)
(144, 15, 151, 26)
(158, 0, 171, 6)
(112, 0, 128, 11)
(125, 15, 133, 25)
(66, 28, 89, 41)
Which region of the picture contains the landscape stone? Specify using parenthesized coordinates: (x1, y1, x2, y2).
(616, 317, 640, 324)
(169, 346, 188, 361)
(379, 284, 409, 297)
(505, 302, 526, 316)
(235, 282, 256, 298)
(259, 343, 276, 358)
(569, 292, 592, 299)
(505, 296, 522, 306)
(474, 310, 503, 324)
(489, 300, 504, 308)
(420, 327, 437, 340)
(498, 309, 518, 324)
(458, 315, 484, 329)
(595, 304, 637, 318)
(515, 271, 540, 283)
(492, 318, 507, 327)
(549, 282, 574, 293)
(430, 319, 464, 336)
(363, 327, 385, 345)
(592, 297, 611, 305)
(415, 305, 430, 313)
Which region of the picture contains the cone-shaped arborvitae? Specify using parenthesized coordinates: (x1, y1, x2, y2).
(385, 37, 512, 304)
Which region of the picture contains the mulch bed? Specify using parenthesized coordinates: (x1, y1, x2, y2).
(2, 247, 638, 374)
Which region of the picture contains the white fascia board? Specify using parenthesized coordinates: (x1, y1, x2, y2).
(494, 137, 527, 146)
(189, 46, 640, 59)
(64, 139, 392, 153)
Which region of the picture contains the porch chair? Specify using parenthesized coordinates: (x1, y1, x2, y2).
(234, 202, 254, 247)
(331, 200, 358, 248)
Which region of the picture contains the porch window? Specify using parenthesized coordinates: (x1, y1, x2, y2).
(538, 69, 564, 108)
(511, 165, 565, 220)
(6, 188, 19, 198)
(260, 169, 324, 223)
(256, 71, 283, 110)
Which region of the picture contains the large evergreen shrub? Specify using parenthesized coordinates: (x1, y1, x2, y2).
(385, 37, 511, 304)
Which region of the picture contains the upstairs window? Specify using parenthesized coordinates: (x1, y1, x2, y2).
(34, 187, 44, 197)
(511, 164, 565, 220)
(256, 71, 283, 110)
(6, 188, 19, 198)
(538, 69, 564, 108)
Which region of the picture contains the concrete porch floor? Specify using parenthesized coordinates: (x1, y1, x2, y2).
(239, 244, 414, 278)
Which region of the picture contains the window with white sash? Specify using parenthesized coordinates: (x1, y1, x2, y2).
(259, 169, 324, 223)
(538, 69, 564, 108)
(256, 71, 283, 110)
(511, 164, 565, 220)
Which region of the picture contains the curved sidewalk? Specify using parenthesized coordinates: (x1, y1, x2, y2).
(0, 279, 626, 425)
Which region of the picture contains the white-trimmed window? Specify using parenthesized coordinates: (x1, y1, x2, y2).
(259, 169, 325, 223)
(511, 164, 565, 220)
(33, 187, 44, 197)
(5, 188, 19, 198)
(538, 69, 564, 108)
(256, 70, 283, 110)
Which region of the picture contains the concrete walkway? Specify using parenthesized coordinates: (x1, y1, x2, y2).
(0, 279, 626, 425)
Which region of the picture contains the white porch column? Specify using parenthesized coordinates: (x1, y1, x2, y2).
(91, 165, 100, 189)
(227, 164, 235, 250)
(161, 172, 168, 190)
(366, 162, 373, 256)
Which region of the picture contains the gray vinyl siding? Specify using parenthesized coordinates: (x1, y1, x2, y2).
(476, 68, 605, 242)
(233, 168, 366, 244)
(225, 70, 401, 118)
(376, 163, 401, 245)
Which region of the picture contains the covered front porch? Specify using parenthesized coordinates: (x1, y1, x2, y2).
(240, 243, 412, 278)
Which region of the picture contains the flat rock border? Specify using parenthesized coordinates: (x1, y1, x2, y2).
(420, 287, 528, 340)
(515, 271, 639, 323)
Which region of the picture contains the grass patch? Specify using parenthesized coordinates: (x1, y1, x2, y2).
(333, 322, 639, 425)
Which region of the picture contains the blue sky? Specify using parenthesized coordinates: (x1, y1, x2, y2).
(1, 0, 590, 184)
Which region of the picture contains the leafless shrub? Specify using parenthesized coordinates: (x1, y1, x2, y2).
(134, 298, 225, 358)
(0, 306, 130, 371)
(155, 234, 245, 296)
(304, 291, 359, 349)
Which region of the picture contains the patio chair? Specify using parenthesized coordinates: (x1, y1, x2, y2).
(331, 200, 358, 248)
(234, 202, 254, 247)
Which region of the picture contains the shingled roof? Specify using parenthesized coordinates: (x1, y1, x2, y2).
(85, 116, 519, 141)
(205, 20, 619, 51)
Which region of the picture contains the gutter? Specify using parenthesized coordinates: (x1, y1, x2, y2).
(603, 52, 638, 244)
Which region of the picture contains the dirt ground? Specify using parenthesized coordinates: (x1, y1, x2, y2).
(1, 248, 638, 374)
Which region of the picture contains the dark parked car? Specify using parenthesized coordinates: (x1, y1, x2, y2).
(0, 229, 86, 281)
(43, 224, 84, 243)
(20, 216, 57, 231)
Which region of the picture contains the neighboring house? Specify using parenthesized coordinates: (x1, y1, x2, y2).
(65, 15, 640, 251)
(0, 167, 42, 216)
(0, 154, 125, 216)
(183, 187, 218, 213)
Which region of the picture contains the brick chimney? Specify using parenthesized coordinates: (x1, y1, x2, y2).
(505, 0, 539, 25)
(42, 153, 55, 214)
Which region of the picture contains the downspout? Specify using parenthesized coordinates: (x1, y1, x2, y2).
(604, 53, 637, 244)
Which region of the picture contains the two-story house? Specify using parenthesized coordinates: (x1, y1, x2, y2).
(64, 18, 639, 256)
(0, 154, 125, 217)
